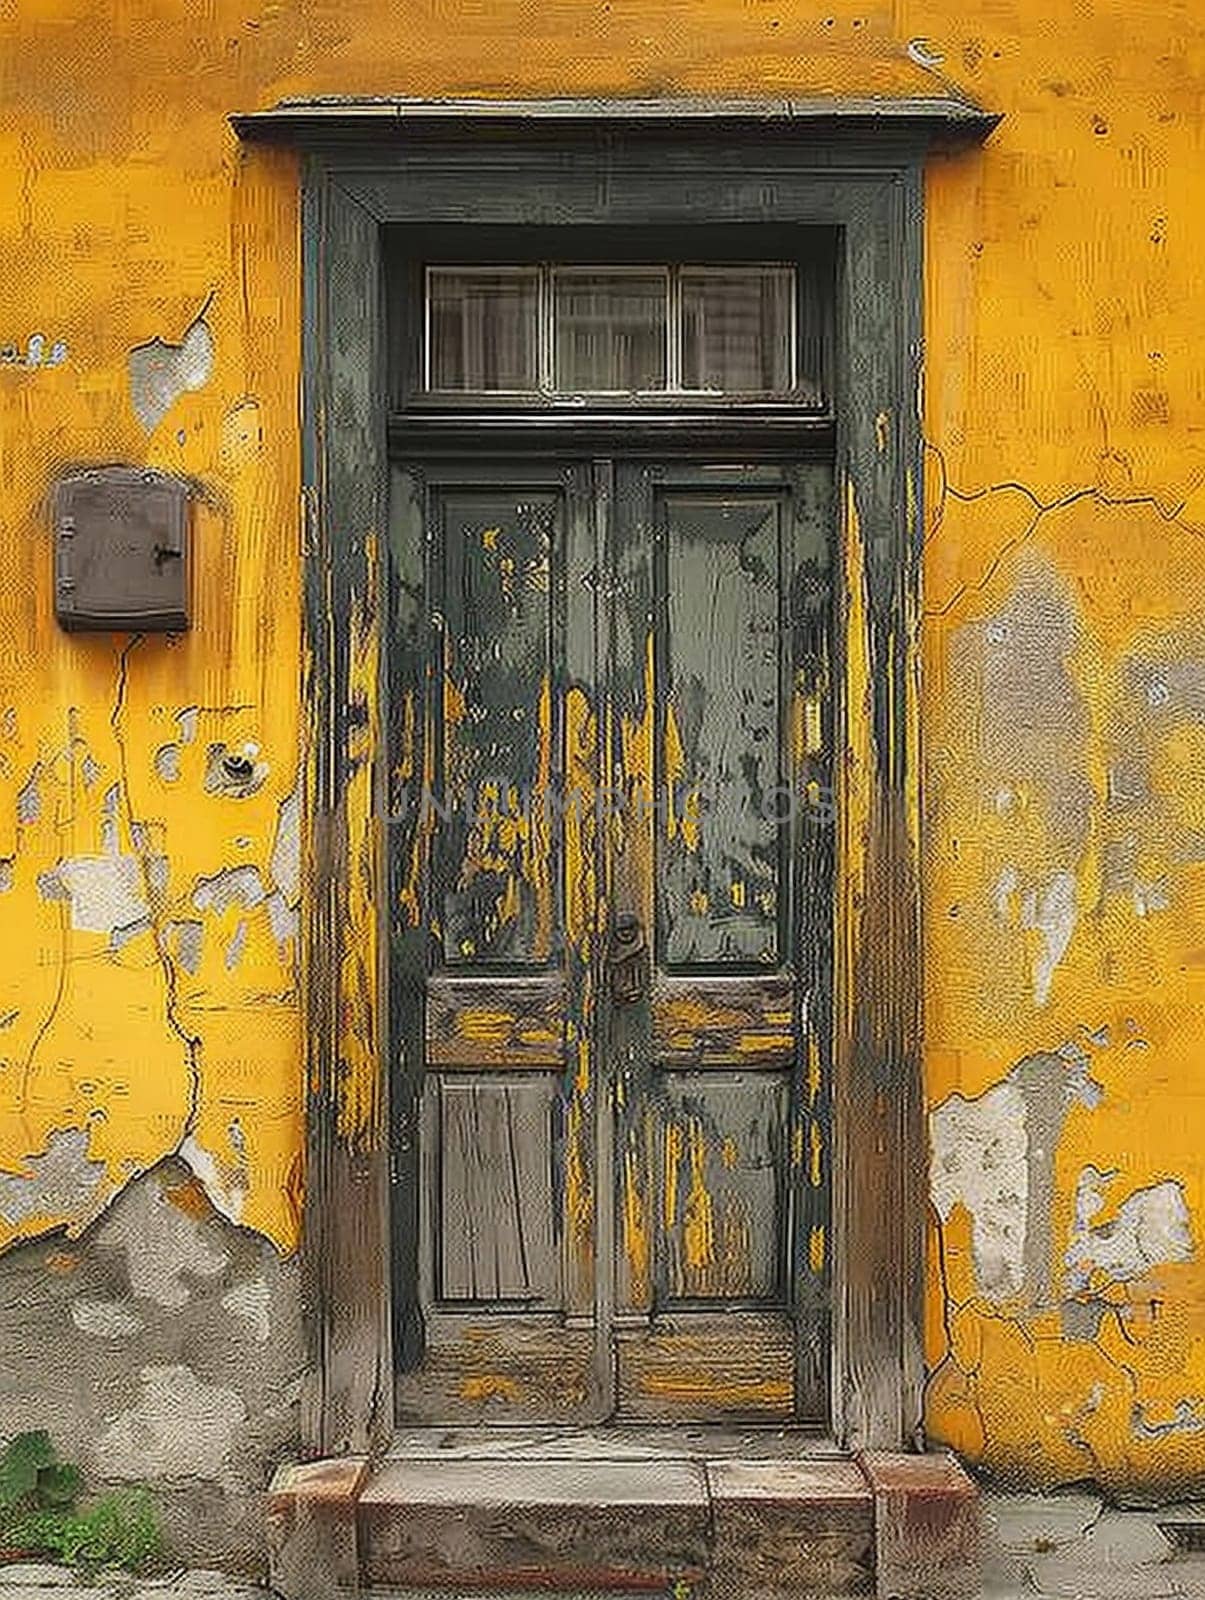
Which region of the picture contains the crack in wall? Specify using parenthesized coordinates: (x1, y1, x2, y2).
(110, 635, 202, 1140)
(15, 714, 89, 1125)
(921, 437, 1205, 621)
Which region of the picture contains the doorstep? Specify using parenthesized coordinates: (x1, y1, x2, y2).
(268, 1430, 979, 1599)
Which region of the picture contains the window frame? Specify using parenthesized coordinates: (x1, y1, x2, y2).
(419, 260, 807, 401)
(388, 220, 837, 426)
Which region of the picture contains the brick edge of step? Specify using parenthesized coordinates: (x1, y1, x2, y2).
(855, 1450, 980, 1600)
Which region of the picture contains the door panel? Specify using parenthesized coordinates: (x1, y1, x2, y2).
(660, 492, 783, 968)
(609, 461, 833, 1425)
(437, 488, 556, 967)
(436, 1074, 559, 1303)
(390, 453, 832, 1428)
(392, 460, 603, 1425)
(658, 1068, 789, 1302)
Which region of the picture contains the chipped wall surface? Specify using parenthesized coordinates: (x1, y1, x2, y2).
(3, 0, 1205, 1504)
(0, 1158, 302, 1564)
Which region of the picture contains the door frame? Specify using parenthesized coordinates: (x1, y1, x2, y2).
(231, 95, 999, 1457)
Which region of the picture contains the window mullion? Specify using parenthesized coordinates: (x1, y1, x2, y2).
(540, 264, 554, 393)
(667, 265, 681, 392)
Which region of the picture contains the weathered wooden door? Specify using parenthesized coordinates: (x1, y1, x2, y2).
(604, 462, 833, 1424)
(391, 455, 833, 1427)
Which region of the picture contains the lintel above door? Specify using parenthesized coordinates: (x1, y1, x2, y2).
(236, 94, 1000, 1459)
(231, 93, 1001, 146)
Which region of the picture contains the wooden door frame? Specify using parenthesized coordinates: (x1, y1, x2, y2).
(232, 95, 999, 1458)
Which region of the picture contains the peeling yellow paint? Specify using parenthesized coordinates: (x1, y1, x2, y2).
(638, 1372, 793, 1410)
(623, 1144, 651, 1305)
(459, 1373, 523, 1403)
(335, 573, 383, 1151)
(681, 1120, 716, 1279)
(1, 0, 1203, 1494)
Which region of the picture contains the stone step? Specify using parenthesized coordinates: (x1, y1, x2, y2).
(359, 1456, 712, 1590)
(268, 1445, 978, 1598)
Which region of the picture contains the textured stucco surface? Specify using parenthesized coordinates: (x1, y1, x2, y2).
(0, 1159, 302, 1566)
(1, 0, 1205, 1503)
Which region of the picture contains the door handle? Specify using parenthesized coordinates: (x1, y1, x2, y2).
(607, 912, 649, 1006)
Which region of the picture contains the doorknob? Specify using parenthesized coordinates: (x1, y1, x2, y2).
(607, 913, 649, 1006)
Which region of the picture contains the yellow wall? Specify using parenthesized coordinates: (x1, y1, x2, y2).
(3, 0, 1205, 1492)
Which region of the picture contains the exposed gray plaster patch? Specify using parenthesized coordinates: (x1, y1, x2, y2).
(992, 863, 1019, 920)
(1021, 870, 1077, 1007)
(91, 1364, 245, 1482)
(128, 313, 214, 433)
(154, 743, 181, 782)
(1060, 1298, 1108, 1342)
(221, 1277, 271, 1343)
(146, 853, 169, 899)
(192, 865, 265, 916)
(1128, 657, 1205, 719)
(80, 752, 101, 789)
(179, 1136, 246, 1227)
(102, 1177, 229, 1308)
(167, 918, 204, 974)
(38, 856, 149, 935)
(100, 783, 120, 855)
(177, 706, 200, 745)
(265, 890, 298, 954)
(947, 560, 1094, 1016)
(0, 858, 13, 893)
(223, 919, 247, 969)
(931, 1074, 1026, 1296)
(1, 333, 67, 369)
(0, 1130, 108, 1229)
(1133, 877, 1170, 916)
(931, 1047, 1103, 1302)
(1065, 1166, 1193, 1291)
(70, 1297, 144, 1338)
(16, 765, 40, 824)
(0, 1156, 304, 1562)
(269, 778, 301, 905)
(975, 563, 1093, 855)
(1132, 1398, 1205, 1438)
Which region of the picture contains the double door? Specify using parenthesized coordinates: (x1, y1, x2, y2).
(389, 452, 834, 1426)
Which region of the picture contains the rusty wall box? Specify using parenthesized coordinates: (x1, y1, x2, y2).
(54, 466, 191, 632)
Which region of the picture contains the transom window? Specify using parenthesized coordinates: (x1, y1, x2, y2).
(425, 263, 805, 399)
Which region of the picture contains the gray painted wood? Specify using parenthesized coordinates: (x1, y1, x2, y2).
(830, 190, 926, 1450)
(299, 168, 393, 1458)
(661, 493, 782, 967)
(438, 488, 557, 966)
(615, 1311, 798, 1423)
(290, 115, 941, 1451)
(392, 460, 599, 1424)
(437, 1075, 557, 1303)
(659, 1070, 788, 1303)
(233, 92, 1002, 142)
(613, 461, 832, 1426)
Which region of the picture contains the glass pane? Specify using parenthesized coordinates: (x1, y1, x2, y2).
(428, 270, 539, 391)
(680, 267, 795, 394)
(554, 270, 667, 392)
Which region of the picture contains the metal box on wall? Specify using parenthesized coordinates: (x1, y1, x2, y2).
(54, 466, 191, 632)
